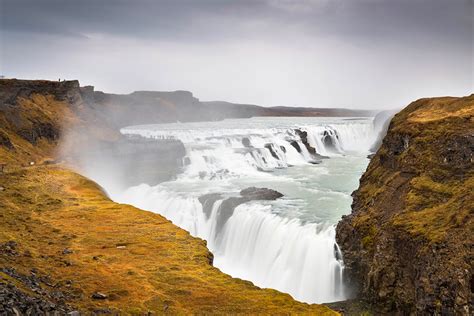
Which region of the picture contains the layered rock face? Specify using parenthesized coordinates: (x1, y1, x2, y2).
(0, 80, 86, 166)
(336, 95, 473, 314)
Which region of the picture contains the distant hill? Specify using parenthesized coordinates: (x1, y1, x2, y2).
(90, 88, 376, 127)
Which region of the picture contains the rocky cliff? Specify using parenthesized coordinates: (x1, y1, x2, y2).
(336, 95, 474, 314)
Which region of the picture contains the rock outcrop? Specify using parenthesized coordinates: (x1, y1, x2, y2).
(336, 95, 474, 314)
(199, 187, 284, 236)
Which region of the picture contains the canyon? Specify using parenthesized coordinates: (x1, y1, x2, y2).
(0, 78, 472, 314)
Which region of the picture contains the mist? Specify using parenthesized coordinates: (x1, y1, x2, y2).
(1, 0, 472, 109)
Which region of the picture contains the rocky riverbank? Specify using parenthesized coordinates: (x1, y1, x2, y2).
(336, 94, 474, 314)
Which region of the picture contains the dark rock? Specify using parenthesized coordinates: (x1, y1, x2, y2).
(91, 292, 108, 300)
(240, 187, 283, 200)
(43, 159, 57, 165)
(0, 131, 14, 149)
(17, 122, 60, 144)
(294, 129, 326, 162)
(0, 241, 18, 256)
(295, 129, 317, 155)
(242, 137, 252, 148)
(264, 144, 280, 160)
(62, 248, 73, 255)
(198, 193, 223, 219)
(0, 268, 76, 314)
(320, 130, 342, 154)
(290, 140, 302, 153)
(200, 187, 284, 240)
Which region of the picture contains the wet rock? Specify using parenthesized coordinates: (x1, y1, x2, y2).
(240, 187, 283, 200)
(198, 193, 223, 219)
(290, 140, 301, 153)
(293, 129, 327, 162)
(202, 187, 284, 238)
(295, 129, 317, 155)
(242, 137, 252, 148)
(264, 143, 280, 160)
(322, 130, 338, 151)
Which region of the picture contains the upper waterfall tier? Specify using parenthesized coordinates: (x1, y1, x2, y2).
(122, 117, 376, 180)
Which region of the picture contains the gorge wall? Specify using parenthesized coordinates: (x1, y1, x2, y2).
(336, 95, 474, 314)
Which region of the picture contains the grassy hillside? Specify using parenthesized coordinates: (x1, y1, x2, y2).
(0, 165, 336, 314)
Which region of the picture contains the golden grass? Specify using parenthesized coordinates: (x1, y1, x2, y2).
(393, 176, 473, 242)
(407, 95, 474, 123)
(0, 165, 336, 315)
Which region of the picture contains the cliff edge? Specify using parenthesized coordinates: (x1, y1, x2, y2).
(336, 95, 473, 314)
(0, 166, 335, 314)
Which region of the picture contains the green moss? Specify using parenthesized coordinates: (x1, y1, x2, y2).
(393, 175, 473, 242)
(361, 225, 377, 249)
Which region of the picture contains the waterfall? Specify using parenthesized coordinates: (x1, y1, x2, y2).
(116, 117, 375, 304)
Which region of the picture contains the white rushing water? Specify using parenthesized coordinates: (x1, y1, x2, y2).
(116, 117, 375, 304)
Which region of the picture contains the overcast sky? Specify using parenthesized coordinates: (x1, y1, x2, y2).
(0, 0, 472, 109)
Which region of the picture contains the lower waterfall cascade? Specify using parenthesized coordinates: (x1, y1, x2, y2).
(113, 117, 376, 304)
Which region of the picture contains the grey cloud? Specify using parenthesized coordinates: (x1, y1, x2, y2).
(0, 0, 472, 109)
(2, 0, 471, 45)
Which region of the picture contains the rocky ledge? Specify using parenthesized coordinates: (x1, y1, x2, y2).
(199, 187, 283, 237)
(336, 94, 474, 314)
